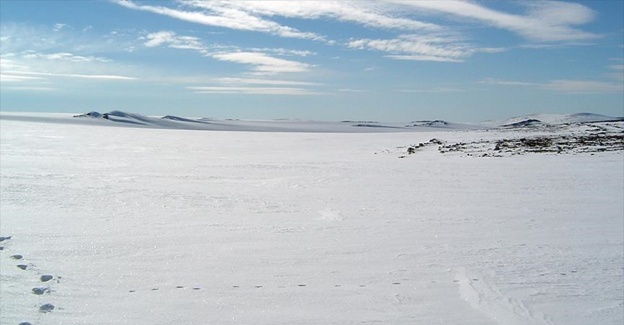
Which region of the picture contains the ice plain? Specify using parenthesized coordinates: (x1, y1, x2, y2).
(0, 113, 623, 325)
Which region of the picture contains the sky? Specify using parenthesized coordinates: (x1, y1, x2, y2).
(0, 0, 623, 122)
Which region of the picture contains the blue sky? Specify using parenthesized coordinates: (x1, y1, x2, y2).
(1, 0, 622, 122)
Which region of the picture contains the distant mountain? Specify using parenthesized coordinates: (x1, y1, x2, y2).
(484, 113, 623, 127)
(68, 110, 623, 133)
(501, 119, 543, 128)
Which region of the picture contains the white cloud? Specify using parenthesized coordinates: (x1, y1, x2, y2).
(188, 75, 324, 95)
(212, 52, 311, 74)
(479, 78, 541, 87)
(140, 30, 313, 74)
(0, 74, 45, 82)
(338, 88, 365, 93)
(0, 85, 56, 91)
(386, 0, 599, 43)
(481, 78, 623, 94)
(348, 33, 505, 63)
(20, 51, 111, 63)
(248, 48, 316, 57)
(544, 80, 623, 94)
(114, 0, 325, 41)
(123, 0, 599, 45)
(7, 70, 138, 80)
(395, 87, 464, 93)
(215, 78, 319, 86)
(188, 86, 320, 95)
(183, 0, 440, 31)
(607, 65, 624, 81)
(144, 31, 205, 50)
(53, 23, 69, 32)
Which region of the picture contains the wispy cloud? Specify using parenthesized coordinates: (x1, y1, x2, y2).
(395, 87, 464, 93)
(188, 76, 323, 96)
(480, 78, 540, 87)
(182, 0, 440, 32)
(215, 78, 319, 86)
(338, 88, 365, 93)
(481, 78, 623, 94)
(0, 86, 57, 91)
(116, 1, 599, 46)
(21, 51, 111, 63)
(544, 80, 623, 94)
(388, 0, 600, 43)
(189, 86, 321, 95)
(348, 33, 505, 63)
(1, 52, 138, 84)
(141, 30, 312, 75)
(212, 52, 311, 74)
(53, 23, 69, 32)
(606, 64, 624, 81)
(143, 31, 205, 50)
(0, 74, 45, 82)
(5, 70, 138, 81)
(113, 0, 601, 67)
(247, 48, 316, 57)
(114, 0, 325, 41)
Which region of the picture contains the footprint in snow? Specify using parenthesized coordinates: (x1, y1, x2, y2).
(0, 236, 12, 242)
(11, 254, 23, 260)
(39, 303, 55, 313)
(40, 275, 54, 282)
(17, 264, 28, 270)
(32, 287, 50, 295)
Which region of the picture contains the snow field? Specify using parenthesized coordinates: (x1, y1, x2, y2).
(1, 118, 622, 325)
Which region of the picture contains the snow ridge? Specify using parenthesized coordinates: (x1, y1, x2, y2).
(454, 267, 554, 325)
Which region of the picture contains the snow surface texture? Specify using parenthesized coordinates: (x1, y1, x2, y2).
(0, 113, 623, 325)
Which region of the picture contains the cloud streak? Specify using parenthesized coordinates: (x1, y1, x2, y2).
(182, 0, 440, 32)
(113, 1, 601, 64)
(348, 33, 505, 62)
(212, 52, 311, 74)
(189, 86, 321, 95)
(387, 0, 600, 43)
(115, 0, 325, 41)
(481, 78, 623, 94)
(141, 30, 313, 75)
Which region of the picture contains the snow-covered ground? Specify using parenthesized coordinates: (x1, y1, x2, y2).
(1, 113, 622, 325)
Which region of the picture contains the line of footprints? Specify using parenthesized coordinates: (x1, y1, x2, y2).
(1, 235, 58, 325)
(127, 282, 404, 293)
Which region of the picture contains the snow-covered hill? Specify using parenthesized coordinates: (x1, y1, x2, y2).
(2, 111, 621, 133)
(483, 112, 623, 127)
